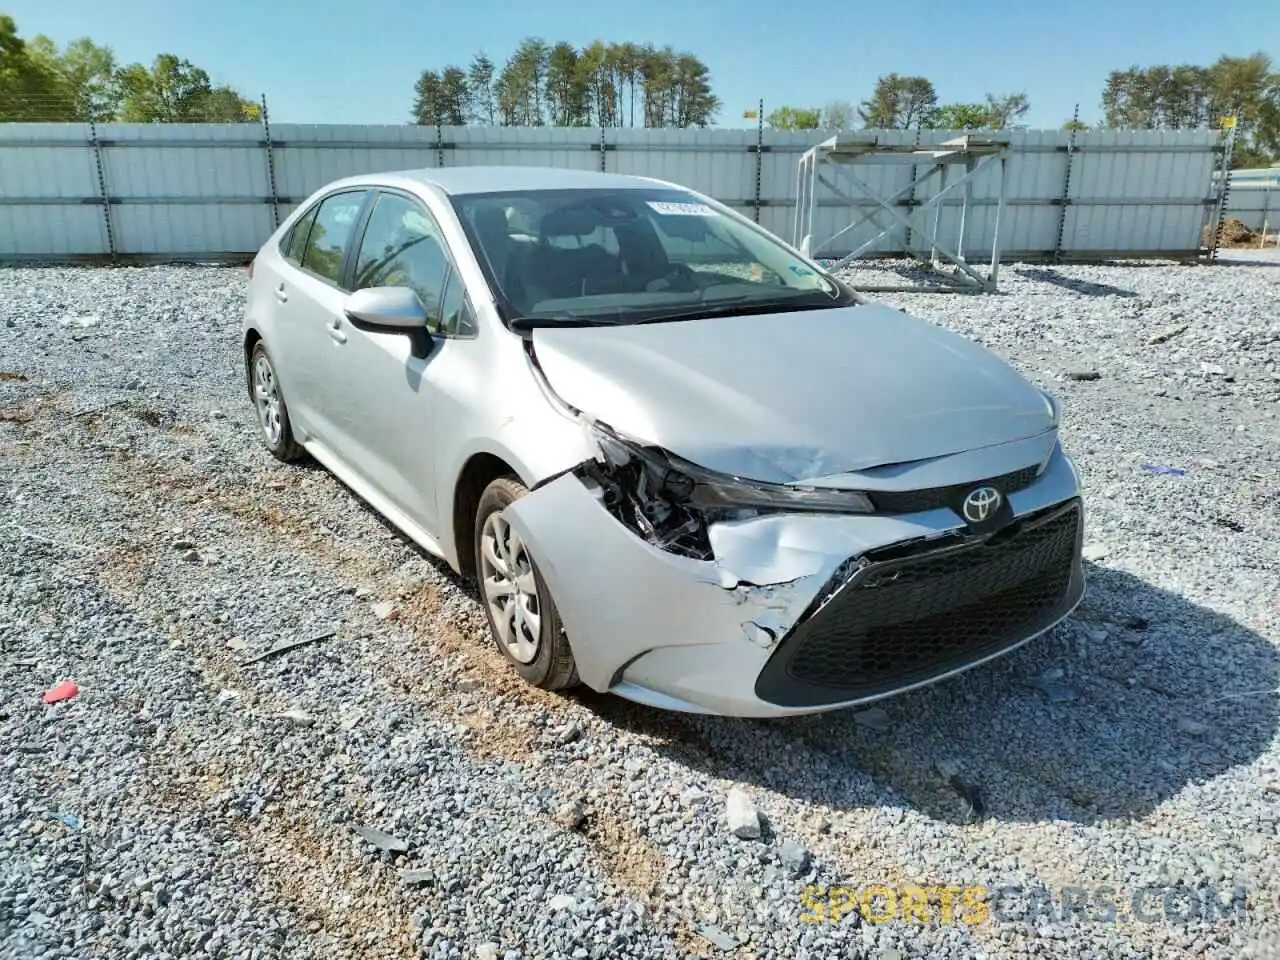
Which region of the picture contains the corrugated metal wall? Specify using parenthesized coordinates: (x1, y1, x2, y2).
(1223, 185, 1278, 230)
(0, 122, 1223, 261)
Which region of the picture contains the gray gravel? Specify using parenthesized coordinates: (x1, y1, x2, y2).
(1, 260, 1278, 959)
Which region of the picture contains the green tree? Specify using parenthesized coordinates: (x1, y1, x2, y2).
(928, 102, 992, 130)
(412, 70, 444, 125)
(546, 42, 587, 125)
(116, 53, 253, 122)
(439, 66, 468, 125)
(984, 91, 1029, 129)
(412, 67, 466, 126)
(505, 37, 550, 124)
(1099, 52, 1280, 165)
(822, 100, 856, 130)
(414, 37, 717, 129)
(766, 105, 821, 130)
(640, 46, 674, 127)
(198, 85, 256, 122)
(494, 65, 523, 125)
(578, 40, 617, 127)
(27, 34, 119, 120)
(1164, 65, 1211, 127)
(610, 42, 643, 127)
(1208, 53, 1280, 156)
(467, 54, 496, 124)
(859, 73, 937, 128)
(670, 52, 718, 127)
(0, 15, 75, 120)
(1062, 117, 1089, 132)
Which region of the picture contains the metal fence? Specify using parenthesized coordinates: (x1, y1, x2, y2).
(0, 121, 1226, 263)
(1222, 175, 1279, 232)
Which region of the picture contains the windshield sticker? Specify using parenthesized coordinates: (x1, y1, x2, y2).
(646, 200, 716, 216)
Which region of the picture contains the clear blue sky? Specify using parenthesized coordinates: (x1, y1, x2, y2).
(6, 0, 1275, 128)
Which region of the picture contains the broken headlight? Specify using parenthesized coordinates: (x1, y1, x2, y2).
(582, 423, 874, 560)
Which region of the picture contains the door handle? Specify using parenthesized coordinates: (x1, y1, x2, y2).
(328, 315, 347, 344)
(274, 284, 288, 303)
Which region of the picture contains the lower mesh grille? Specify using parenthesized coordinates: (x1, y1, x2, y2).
(755, 499, 1083, 707)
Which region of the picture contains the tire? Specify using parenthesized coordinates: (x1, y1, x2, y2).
(474, 476, 579, 690)
(248, 341, 306, 463)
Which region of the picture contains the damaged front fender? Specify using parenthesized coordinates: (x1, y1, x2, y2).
(500, 472, 823, 692)
(501, 470, 962, 707)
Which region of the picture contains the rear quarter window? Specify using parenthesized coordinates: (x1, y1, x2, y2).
(281, 207, 318, 266)
(302, 192, 366, 284)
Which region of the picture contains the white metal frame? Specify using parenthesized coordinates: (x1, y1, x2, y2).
(793, 133, 1011, 293)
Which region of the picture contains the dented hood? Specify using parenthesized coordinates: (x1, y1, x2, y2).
(530, 302, 1055, 483)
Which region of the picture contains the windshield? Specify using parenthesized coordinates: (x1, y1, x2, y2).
(450, 187, 854, 326)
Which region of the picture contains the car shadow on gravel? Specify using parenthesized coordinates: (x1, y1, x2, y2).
(1014, 267, 1138, 298)
(583, 561, 1279, 827)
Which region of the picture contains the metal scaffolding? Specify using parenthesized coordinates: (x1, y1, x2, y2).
(793, 133, 1011, 293)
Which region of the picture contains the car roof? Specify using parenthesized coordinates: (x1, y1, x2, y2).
(321, 165, 677, 198)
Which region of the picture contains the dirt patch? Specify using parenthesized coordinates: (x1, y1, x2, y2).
(1207, 216, 1275, 248)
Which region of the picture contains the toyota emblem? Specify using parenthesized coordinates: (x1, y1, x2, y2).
(961, 486, 1003, 523)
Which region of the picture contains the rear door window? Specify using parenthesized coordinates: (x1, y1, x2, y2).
(301, 190, 368, 286)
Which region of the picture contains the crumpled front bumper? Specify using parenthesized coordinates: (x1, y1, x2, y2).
(502, 439, 1086, 718)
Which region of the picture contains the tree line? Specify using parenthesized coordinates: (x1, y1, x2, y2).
(767, 52, 1279, 167)
(411, 38, 719, 128)
(766, 82, 1030, 133)
(0, 15, 257, 122)
(1100, 53, 1278, 167)
(3, 10, 1276, 165)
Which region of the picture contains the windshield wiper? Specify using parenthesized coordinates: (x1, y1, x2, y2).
(628, 296, 834, 326)
(509, 315, 614, 332)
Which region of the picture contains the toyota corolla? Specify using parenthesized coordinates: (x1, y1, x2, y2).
(242, 166, 1085, 717)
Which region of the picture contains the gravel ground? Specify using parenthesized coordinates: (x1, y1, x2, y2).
(1, 260, 1278, 960)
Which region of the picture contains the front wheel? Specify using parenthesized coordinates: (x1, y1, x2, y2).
(474, 476, 578, 690)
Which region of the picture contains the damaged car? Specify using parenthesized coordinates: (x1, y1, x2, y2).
(242, 166, 1085, 717)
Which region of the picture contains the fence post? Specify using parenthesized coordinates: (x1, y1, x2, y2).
(904, 125, 922, 253)
(87, 117, 116, 261)
(435, 119, 445, 168)
(753, 99, 763, 222)
(260, 94, 280, 230)
(1053, 103, 1079, 263)
(1208, 122, 1237, 262)
(599, 123, 607, 173)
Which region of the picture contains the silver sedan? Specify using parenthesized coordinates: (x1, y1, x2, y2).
(242, 166, 1085, 717)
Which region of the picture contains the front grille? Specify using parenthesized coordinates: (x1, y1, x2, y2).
(867, 463, 1040, 515)
(754, 499, 1082, 708)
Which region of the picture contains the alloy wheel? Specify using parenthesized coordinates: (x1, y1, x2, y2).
(252, 352, 283, 446)
(478, 511, 542, 664)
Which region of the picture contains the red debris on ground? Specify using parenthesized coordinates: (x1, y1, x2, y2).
(42, 680, 79, 704)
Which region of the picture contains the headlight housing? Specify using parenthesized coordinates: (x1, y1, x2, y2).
(590, 422, 874, 517)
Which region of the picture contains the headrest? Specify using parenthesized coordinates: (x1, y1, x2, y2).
(540, 204, 603, 238)
(472, 205, 509, 238)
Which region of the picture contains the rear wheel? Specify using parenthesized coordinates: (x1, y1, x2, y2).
(249, 341, 305, 463)
(474, 476, 578, 690)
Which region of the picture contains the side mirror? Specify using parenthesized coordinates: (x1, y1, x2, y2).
(344, 286, 435, 359)
(344, 286, 429, 331)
